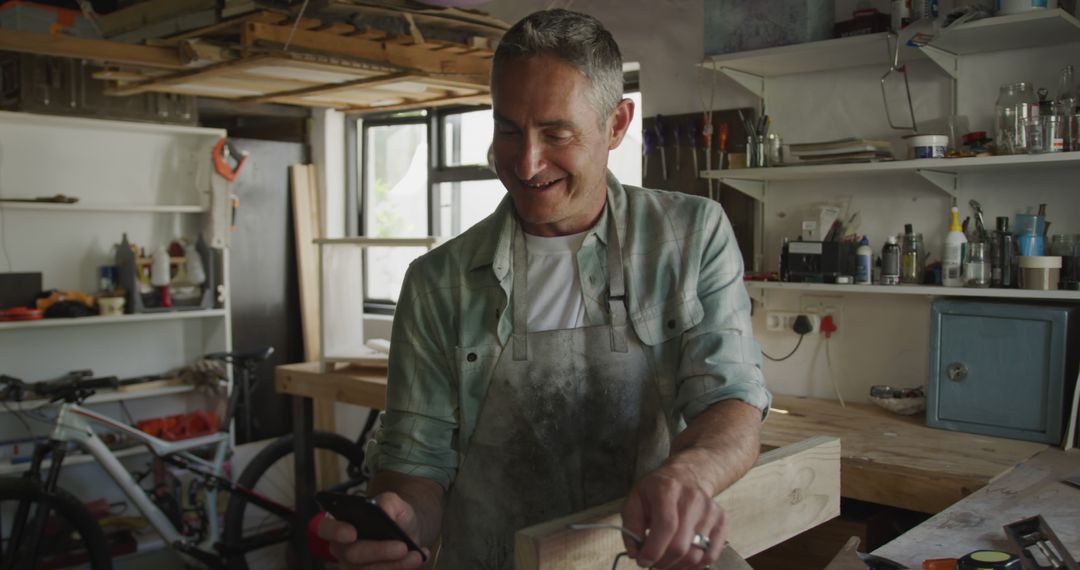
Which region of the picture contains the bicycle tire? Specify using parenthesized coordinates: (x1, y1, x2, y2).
(222, 431, 367, 570)
(0, 477, 113, 570)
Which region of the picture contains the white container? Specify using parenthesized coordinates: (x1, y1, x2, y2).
(856, 237, 872, 285)
(996, 0, 1058, 15)
(907, 134, 948, 159)
(1018, 256, 1062, 290)
(943, 206, 967, 287)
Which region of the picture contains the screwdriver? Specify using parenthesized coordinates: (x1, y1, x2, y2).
(687, 123, 698, 177)
(674, 124, 682, 173)
(643, 129, 655, 178)
(655, 114, 668, 180)
(717, 122, 729, 171)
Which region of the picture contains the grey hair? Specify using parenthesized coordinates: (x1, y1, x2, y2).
(492, 9, 623, 123)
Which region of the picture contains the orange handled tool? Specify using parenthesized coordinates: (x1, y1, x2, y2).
(923, 559, 957, 570)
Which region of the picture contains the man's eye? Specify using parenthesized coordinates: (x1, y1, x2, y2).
(547, 131, 573, 142)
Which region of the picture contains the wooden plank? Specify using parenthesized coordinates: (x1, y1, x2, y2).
(343, 92, 489, 114)
(0, 29, 188, 70)
(314, 22, 358, 35)
(242, 21, 491, 80)
(240, 71, 414, 104)
(161, 10, 288, 44)
(99, 0, 216, 37)
(275, 362, 387, 410)
(514, 436, 842, 570)
(874, 447, 1080, 568)
(762, 395, 1046, 513)
(107, 54, 278, 96)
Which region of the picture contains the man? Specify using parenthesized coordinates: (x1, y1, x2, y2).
(318, 9, 770, 570)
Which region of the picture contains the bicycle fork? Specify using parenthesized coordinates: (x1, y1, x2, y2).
(3, 440, 68, 570)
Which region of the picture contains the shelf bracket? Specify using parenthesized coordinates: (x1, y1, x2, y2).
(719, 178, 766, 202)
(747, 284, 767, 307)
(919, 45, 959, 79)
(917, 168, 958, 197)
(717, 67, 765, 99)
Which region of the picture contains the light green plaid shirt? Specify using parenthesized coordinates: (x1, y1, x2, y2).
(365, 172, 770, 489)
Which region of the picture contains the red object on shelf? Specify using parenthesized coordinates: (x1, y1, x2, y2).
(0, 307, 43, 321)
(137, 411, 218, 441)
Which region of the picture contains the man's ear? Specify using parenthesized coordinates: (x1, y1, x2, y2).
(607, 97, 635, 151)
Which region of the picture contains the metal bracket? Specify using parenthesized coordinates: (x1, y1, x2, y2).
(717, 67, 765, 99)
(719, 178, 765, 202)
(916, 169, 957, 198)
(919, 44, 959, 79)
(746, 283, 766, 306)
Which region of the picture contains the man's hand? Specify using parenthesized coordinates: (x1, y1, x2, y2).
(620, 399, 762, 569)
(622, 469, 727, 569)
(316, 492, 430, 570)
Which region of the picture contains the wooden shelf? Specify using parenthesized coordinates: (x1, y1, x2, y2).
(745, 281, 1080, 301)
(0, 202, 206, 213)
(0, 309, 226, 331)
(701, 9, 1080, 81)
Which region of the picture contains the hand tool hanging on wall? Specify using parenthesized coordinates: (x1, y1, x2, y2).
(208, 138, 249, 248)
(687, 123, 698, 177)
(655, 114, 668, 180)
(673, 124, 682, 173)
(643, 129, 655, 178)
(702, 114, 714, 199)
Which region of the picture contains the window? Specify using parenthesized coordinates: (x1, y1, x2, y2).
(352, 86, 643, 310)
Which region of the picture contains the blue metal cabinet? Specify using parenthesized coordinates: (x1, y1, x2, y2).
(928, 300, 1079, 444)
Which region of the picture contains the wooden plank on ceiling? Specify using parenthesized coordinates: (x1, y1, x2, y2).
(107, 54, 279, 95)
(342, 91, 489, 114)
(0, 29, 188, 70)
(314, 22, 358, 35)
(239, 71, 414, 104)
(242, 21, 491, 81)
(160, 10, 288, 44)
(514, 436, 842, 570)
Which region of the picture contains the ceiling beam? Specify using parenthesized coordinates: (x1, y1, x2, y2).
(238, 71, 414, 104)
(0, 29, 188, 70)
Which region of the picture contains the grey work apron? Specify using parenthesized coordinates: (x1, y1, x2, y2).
(437, 214, 672, 570)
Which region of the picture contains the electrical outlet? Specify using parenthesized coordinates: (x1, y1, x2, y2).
(800, 295, 842, 333)
(765, 311, 821, 334)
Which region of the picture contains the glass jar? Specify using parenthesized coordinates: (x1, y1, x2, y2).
(995, 82, 1039, 155)
(965, 242, 991, 288)
(900, 230, 924, 284)
(1050, 234, 1079, 291)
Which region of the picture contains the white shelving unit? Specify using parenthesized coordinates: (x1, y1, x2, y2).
(701, 9, 1080, 95)
(0, 202, 208, 214)
(0, 446, 150, 477)
(703, 151, 1080, 200)
(0, 309, 227, 331)
(745, 281, 1080, 304)
(0, 385, 196, 413)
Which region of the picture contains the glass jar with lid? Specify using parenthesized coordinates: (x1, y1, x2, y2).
(995, 82, 1039, 154)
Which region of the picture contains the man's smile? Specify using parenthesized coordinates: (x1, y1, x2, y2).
(521, 178, 565, 191)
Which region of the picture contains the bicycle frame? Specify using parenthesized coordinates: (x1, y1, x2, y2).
(22, 400, 294, 568)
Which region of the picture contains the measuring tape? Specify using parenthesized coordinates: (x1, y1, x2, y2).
(956, 550, 1022, 569)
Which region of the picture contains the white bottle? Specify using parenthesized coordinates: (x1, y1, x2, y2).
(942, 206, 967, 287)
(855, 236, 872, 285)
(151, 245, 171, 287)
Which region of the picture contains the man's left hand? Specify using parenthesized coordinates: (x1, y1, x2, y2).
(621, 467, 727, 570)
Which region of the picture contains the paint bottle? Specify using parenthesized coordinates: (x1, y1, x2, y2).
(943, 206, 968, 287)
(856, 236, 873, 285)
(990, 216, 1016, 288)
(881, 236, 901, 285)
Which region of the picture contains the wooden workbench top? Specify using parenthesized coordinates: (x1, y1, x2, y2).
(275, 361, 387, 410)
(762, 395, 1048, 514)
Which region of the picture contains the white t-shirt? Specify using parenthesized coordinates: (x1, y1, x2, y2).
(524, 229, 588, 332)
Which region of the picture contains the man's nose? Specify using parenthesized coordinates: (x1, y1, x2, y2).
(515, 135, 546, 179)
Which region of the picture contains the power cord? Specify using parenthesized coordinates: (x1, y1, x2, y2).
(762, 315, 814, 362)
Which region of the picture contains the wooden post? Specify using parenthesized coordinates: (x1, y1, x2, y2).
(514, 436, 842, 570)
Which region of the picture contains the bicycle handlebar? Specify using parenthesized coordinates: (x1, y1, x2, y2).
(0, 373, 119, 402)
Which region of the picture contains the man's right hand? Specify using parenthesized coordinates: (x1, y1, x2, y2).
(316, 492, 430, 569)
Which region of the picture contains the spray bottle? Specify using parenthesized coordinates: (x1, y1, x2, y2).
(943, 205, 967, 287)
(856, 236, 872, 285)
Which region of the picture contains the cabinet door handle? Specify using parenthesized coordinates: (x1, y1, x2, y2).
(946, 362, 968, 381)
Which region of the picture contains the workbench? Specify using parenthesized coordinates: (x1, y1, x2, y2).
(872, 446, 1080, 568)
(273, 363, 1050, 567)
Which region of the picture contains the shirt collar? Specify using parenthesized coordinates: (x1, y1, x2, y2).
(468, 170, 628, 280)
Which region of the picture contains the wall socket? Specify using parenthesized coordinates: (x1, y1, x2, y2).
(765, 311, 821, 333)
(800, 295, 842, 333)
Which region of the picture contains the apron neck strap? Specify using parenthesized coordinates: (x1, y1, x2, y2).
(510, 201, 629, 361)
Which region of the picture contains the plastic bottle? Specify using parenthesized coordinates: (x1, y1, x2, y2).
(943, 206, 968, 287)
(856, 236, 872, 285)
(900, 223, 924, 284)
(990, 216, 1015, 288)
(881, 236, 901, 285)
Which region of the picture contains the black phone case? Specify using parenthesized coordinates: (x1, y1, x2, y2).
(315, 491, 427, 561)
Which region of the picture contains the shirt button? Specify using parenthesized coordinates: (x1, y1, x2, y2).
(467, 353, 478, 362)
(588, 276, 595, 284)
(667, 319, 676, 329)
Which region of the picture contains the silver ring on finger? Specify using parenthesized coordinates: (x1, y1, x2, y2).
(691, 532, 710, 551)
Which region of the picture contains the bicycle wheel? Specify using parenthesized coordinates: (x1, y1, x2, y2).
(222, 431, 367, 570)
(0, 477, 112, 570)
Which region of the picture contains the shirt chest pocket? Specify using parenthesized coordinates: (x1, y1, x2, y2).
(629, 292, 704, 346)
(453, 343, 503, 454)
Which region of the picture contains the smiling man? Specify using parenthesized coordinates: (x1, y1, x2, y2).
(318, 9, 770, 570)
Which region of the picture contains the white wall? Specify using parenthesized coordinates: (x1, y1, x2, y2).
(474, 2, 1080, 403)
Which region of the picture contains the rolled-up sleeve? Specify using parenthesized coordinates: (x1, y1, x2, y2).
(363, 263, 459, 490)
(675, 209, 771, 422)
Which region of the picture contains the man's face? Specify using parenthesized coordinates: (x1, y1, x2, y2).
(491, 54, 633, 237)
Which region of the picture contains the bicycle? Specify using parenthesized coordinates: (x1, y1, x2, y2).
(0, 347, 369, 569)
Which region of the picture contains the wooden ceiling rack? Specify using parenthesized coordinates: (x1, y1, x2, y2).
(0, 5, 504, 113)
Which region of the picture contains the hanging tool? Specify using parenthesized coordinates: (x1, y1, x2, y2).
(702, 115, 714, 199)
(687, 123, 699, 177)
(717, 122, 729, 173)
(881, 32, 919, 132)
(969, 199, 988, 242)
(643, 129, 655, 179)
(210, 138, 248, 246)
(654, 115, 668, 180)
(673, 124, 682, 173)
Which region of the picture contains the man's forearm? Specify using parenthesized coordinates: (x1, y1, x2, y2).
(368, 470, 446, 547)
(656, 399, 762, 497)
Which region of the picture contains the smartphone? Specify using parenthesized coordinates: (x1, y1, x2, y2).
(315, 491, 428, 562)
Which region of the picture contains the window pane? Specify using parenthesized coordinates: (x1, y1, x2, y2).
(364, 123, 428, 238)
(365, 246, 429, 303)
(442, 109, 493, 167)
(608, 91, 642, 187)
(436, 179, 506, 237)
